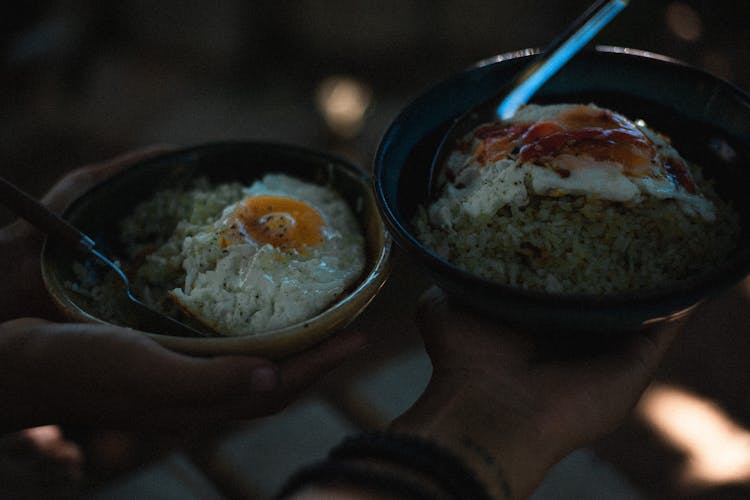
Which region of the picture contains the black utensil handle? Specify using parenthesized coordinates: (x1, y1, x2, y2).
(0, 176, 94, 250)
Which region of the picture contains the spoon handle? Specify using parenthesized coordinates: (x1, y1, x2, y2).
(496, 0, 629, 120)
(1, 176, 210, 338)
(0, 176, 95, 251)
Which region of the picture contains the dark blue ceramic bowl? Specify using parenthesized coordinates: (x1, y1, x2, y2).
(374, 46, 750, 334)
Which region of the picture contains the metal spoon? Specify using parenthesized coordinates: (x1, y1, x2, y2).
(428, 0, 629, 198)
(0, 176, 209, 338)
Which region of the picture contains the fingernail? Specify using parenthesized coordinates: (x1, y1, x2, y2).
(251, 366, 279, 391)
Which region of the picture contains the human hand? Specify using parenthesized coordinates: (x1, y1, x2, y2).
(0, 317, 368, 433)
(0, 146, 175, 322)
(391, 287, 680, 499)
(0, 146, 370, 433)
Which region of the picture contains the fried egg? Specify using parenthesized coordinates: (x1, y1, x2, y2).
(430, 103, 716, 227)
(219, 195, 325, 251)
(168, 174, 365, 336)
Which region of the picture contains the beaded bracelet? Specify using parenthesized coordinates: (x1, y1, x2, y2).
(274, 458, 444, 500)
(275, 432, 494, 500)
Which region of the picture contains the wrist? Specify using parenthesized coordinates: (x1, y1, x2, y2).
(389, 377, 562, 499)
(277, 432, 493, 500)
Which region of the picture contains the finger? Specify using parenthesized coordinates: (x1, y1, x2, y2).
(42, 145, 177, 212)
(619, 318, 683, 379)
(551, 319, 684, 422)
(198, 329, 371, 419)
(86, 329, 283, 405)
(2, 317, 50, 329)
(579, 319, 682, 385)
(136, 353, 281, 404)
(104, 396, 279, 430)
(62, 328, 371, 430)
(415, 286, 535, 368)
(277, 328, 369, 397)
(84, 355, 283, 429)
(10, 321, 279, 410)
(8, 320, 365, 430)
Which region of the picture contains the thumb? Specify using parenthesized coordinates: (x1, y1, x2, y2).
(42, 145, 177, 212)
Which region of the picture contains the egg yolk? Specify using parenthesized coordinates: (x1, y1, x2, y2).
(221, 195, 324, 251)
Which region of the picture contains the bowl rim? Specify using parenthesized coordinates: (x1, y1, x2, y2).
(373, 45, 750, 308)
(43, 140, 393, 357)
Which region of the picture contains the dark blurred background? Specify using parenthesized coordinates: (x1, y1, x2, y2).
(2, 2, 750, 499)
(1, 0, 748, 216)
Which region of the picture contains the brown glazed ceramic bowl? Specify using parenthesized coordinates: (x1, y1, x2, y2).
(42, 142, 392, 358)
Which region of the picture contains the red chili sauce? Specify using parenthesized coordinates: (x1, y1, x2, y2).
(464, 105, 696, 193)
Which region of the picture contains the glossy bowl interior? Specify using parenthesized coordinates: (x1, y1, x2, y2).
(374, 46, 750, 334)
(42, 142, 392, 358)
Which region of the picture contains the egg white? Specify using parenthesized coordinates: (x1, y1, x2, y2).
(168, 174, 365, 336)
(430, 103, 716, 228)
